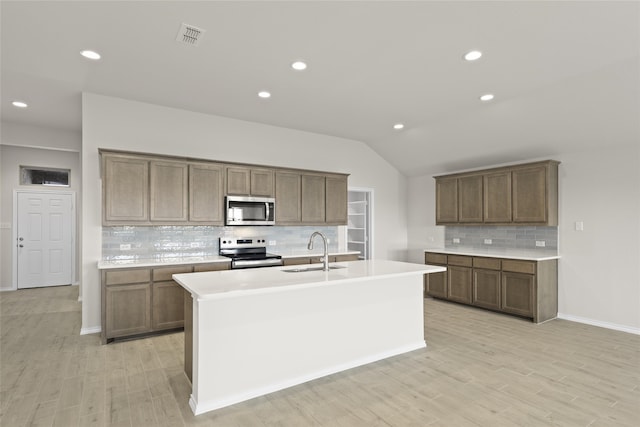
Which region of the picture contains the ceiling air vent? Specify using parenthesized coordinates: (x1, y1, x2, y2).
(176, 23, 205, 46)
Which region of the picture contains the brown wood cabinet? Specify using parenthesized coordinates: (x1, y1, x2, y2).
(423, 252, 448, 298)
(103, 154, 149, 223)
(275, 171, 302, 223)
(226, 166, 274, 197)
(101, 150, 348, 226)
(483, 171, 512, 223)
(458, 175, 483, 223)
(101, 261, 230, 343)
(434, 160, 559, 226)
(189, 162, 224, 224)
(325, 174, 348, 224)
(301, 174, 326, 223)
(150, 160, 189, 222)
(435, 177, 458, 223)
(424, 251, 557, 323)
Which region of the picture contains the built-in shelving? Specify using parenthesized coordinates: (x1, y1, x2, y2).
(347, 190, 371, 260)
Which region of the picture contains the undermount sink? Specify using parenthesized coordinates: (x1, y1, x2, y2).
(282, 265, 347, 273)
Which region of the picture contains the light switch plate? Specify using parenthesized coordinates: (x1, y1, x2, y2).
(575, 221, 584, 231)
(484, 239, 492, 245)
(120, 244, 131, 250)
(453, 238, 460, 244)
(536, 240, 546, 247)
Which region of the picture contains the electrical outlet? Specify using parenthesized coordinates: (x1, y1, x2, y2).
(190, 242, 199, 248)
(268, 240, 276, 246)
(575, 221, 584, 231)
(453, 238, 460, 244)
(536, 240, 546, 247)
(119, 244, 131, 250)
(484, 239, 492, 245)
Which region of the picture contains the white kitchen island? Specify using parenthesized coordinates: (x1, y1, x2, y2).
(173, 259, 446, 416)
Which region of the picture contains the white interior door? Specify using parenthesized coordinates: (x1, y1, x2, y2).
(17, 192, 73, 289)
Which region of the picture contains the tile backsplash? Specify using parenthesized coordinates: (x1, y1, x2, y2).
(445, 226, 558, 251)
(102, 225, 341, 261)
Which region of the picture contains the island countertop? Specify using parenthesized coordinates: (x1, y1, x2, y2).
(173, 259, 445, 300)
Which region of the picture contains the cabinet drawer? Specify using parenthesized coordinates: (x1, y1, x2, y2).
(447, 255, 473, 267)
(153, 265, 193, 281)
(334, 254, 359, 262)
(502, 260, 536, 274)
(425, 253, 447, 265)
(104, 268, 151, 285)
(193, 262, 230, 272)
(473, 257, 501, 270)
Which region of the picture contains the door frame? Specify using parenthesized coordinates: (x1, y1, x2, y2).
(12, 189, 77, 291)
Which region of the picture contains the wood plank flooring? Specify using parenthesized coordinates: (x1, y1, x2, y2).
(1, 285, 638, 426)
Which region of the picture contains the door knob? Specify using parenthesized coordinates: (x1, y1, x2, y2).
(18, 244, 24, 248)
(19, 237, 24, 241)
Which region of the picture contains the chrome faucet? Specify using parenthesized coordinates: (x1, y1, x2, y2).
(307, 231, 329, 271)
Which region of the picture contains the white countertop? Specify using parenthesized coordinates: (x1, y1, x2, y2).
(173, 259, 446, 300)
(97, 255, 231, 270)
(97, 250, 360, 270)
(424, 247, 560, 261)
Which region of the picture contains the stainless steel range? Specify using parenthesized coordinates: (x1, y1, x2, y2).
(219, 237, 283, 269)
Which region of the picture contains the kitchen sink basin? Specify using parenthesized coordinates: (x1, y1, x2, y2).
(282, 265, 346, 273)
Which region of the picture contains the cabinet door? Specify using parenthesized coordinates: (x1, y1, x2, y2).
(226, 166, 251, 195)
(250, 168, 275, 197)
(435, 177, 458, 224)
(105, 283, 152, 338)
(473, 269, 501, 310)
(150, 161, 188, 222)
(425, 270, 448, 299)
(152, 281, 185, 330)
(275, 171, 301, 223)
(301, 174, 326, 223)
(447, 266, 472, 304)
(103, 155, 149, 223)
(512, 165, 547, 223)
(189, 163, 224, 223)
(326, 175, 348, 225)
(501, 271, 535, 318)
(458, 175, 483, 223)
(484, 171, 512, 223)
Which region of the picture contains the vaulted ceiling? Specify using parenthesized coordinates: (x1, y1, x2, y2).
(2, 1, 638, 176)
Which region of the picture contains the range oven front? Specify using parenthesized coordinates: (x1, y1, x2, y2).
(219, 238, 283, 269)
(225, 196, 275, 226)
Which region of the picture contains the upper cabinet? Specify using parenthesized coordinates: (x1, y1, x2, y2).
(189, 162, 225, 224)
(226, 166, 274, 197)
(103, 154, 149, 223)
(101, 150, 348, 226)
(434, 160, 559, 226)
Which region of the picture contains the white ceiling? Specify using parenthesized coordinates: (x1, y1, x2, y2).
(2, 1, 638, 176)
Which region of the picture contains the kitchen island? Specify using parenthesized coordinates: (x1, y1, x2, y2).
(173, 259, 446, 416)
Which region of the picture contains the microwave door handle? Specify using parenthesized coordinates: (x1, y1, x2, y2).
(265, 202, 270, 220)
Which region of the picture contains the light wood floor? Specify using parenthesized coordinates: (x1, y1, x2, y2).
(1, 285, 638, 427)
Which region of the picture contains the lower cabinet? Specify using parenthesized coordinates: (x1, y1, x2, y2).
(105, 283, 152, 339)
(101, 261, 230, 343)
(424, 251, 557, 323)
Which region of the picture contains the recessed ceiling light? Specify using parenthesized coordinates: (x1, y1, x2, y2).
(393, 123, 404, 130)
(291, 61, 307, 71)
(258, 91, 271, 99)
(464, 50, 482, 61)
(12, 101, 28, 108)
(480, 94, 494, 102)
(80, 50, 101, 60)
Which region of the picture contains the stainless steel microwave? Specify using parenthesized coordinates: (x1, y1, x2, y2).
(225, 196, 275, 226)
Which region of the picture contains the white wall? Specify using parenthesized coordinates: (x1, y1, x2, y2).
(81, 93, 408, 333)
(0, 121, 82, 290)
(407, 144, 640, 333)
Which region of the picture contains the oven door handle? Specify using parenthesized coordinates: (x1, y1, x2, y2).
(232, 258, 283, 269)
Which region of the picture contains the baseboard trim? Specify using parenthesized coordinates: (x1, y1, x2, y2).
(80, 326, 101, 335)
(557, 313, 640, 335)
